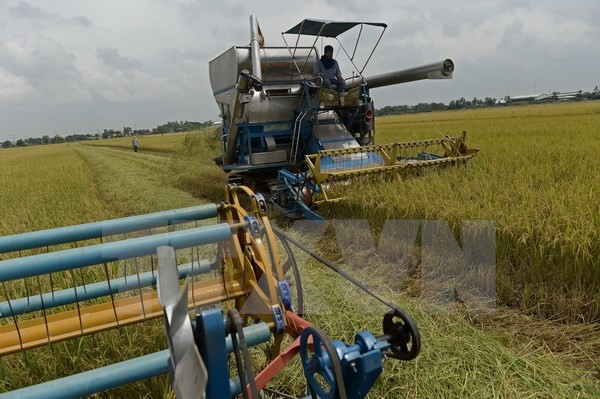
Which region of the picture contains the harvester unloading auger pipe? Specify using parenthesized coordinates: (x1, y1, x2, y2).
(347, 59, 454, 89)
(223, 15, 264, 166)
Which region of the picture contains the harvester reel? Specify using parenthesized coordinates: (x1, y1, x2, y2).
(382, 308, 421, 361)
(300, 326, 347, 399)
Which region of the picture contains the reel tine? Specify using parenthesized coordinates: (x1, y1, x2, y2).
(173, 346, 207, 399)
(157, 245, 208, 399)
(157, 246, 180, 308)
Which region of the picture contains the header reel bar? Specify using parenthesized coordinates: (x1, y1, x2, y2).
(0, 223, 249, 355)
(0, 204, 220, 255)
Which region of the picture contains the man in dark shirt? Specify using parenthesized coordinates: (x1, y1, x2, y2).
(313, 45, 345, 93)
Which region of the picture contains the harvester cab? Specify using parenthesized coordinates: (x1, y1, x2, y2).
(209, 16, 478, 219)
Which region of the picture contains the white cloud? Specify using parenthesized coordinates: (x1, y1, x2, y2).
(0, 70, 35, 101)
(10, 1, 92, 27)
(0, 36, 92, 104)
(96, 47, 142, 71)
(86, 69, 185, 103)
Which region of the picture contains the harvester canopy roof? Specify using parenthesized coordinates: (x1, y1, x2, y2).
(284, 19, 387, 38)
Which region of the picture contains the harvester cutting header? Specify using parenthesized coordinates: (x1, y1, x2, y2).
(210, 16, 477, 219)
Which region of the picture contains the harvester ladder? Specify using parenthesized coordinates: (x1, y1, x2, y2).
(290, 110, 308, 164)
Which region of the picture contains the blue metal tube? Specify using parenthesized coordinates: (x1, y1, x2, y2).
(0, 351, 170, 399)
(0, 222, 244, 283)
(223, 323, 271, 353)
(0, 204, 219, 254)
(0, 323, 271, 399)
(0, 260, 213, 317)
(229, 376, 242, 398)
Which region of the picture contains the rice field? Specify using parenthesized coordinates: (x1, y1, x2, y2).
(327, 101, 600, 323)
(0, 102, 598, 397)
(0, 145, 114, 234)
(83, 132, 190, 155)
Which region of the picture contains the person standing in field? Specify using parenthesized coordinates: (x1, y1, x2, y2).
(132, 136, 139, 152)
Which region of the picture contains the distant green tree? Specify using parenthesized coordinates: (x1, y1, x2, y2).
(16, 139, 25, 146)
(2, 140, 11, 148)
(152, 120, 214, 134)
(42, 135, 50, 144)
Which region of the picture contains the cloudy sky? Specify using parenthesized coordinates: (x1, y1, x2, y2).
(0, 0, 598, 141)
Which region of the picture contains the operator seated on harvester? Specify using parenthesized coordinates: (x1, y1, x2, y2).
(313, 45, 346, 94)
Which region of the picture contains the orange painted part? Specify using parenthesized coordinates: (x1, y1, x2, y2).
(254, 311, 313, 392)
(0, 275, 248, 356)
(284, 310, 313, 338)
(254, 336, 302, 392)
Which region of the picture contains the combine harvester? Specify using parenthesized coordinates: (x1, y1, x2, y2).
(211, 16, 478, 219)
(0, 186, 420, 398)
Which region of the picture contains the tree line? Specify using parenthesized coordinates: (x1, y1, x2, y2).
(376, 86, 600, 116)
(376, 96, 500, 115)
(1, 120, 215, 149)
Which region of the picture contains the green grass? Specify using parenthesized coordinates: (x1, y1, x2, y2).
(83, 132, 190, 155)
(72, 144, 205, 215)
(82, 129, 227, 205)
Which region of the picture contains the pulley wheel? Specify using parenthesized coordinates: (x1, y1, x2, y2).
(383, 307, 421, 360)
(278, 234, 304, 316)
(299, 326, 346, 399)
